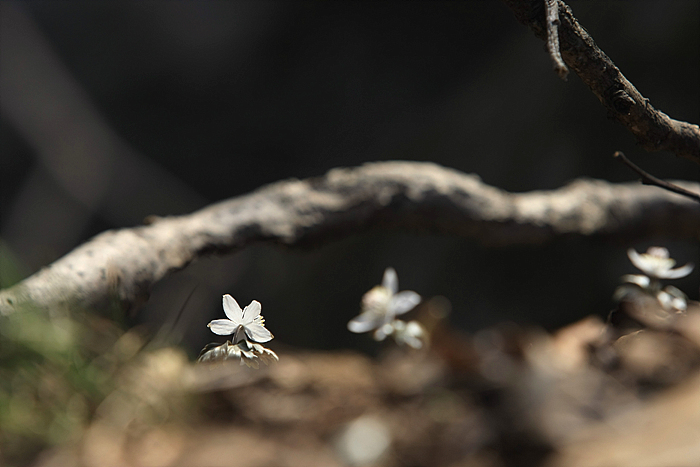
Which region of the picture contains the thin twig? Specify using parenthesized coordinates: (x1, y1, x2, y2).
(545, 0, 569, 80)
(614, 151, 700, 203)
(142, 284, 200, 349)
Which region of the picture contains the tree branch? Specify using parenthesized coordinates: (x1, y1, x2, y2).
(544, 0, 569, 80)
(1, 161, 698, 317)
(502, 0, 700, 164)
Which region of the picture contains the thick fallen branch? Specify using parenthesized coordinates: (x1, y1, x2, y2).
(1, 161, 698, 316)
(502, 0, 700, 164)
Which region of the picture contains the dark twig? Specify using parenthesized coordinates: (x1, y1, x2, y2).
(144, 284, 200, 349)
(502, 0, 700, 164)
(544, 0, 568, 80)
(613, 151, 700, 203)
(131, 283, 201, 354)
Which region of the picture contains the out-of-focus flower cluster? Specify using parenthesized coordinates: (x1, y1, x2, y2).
(347, 268, 427, 349)
(614, 247, 694, 313)
(198, 295, 278, 368)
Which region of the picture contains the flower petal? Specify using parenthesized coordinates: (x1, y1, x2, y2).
(241, 300, 262, 324)
(373, 322, 394, 341)
(627, 248, 649, 271)
(392, 319, 424, 348)
(657, 290, 674, 310)
(662, 263, 694, 279)
(347, 313, 381, 333)
(222, 294, 243, 323)
(627, 248, 681, 278)
(613, 284, 644, 302)
(404, 321, 427, 349)
(672, 297, 687, 311)
(244, 320, 274, 343)
(390, 291, 421, 315)
(664, 285, 688, 300)
(621, 274, 651, 288)
(382, 268, 398, 295)
(207, 319, 238, 335)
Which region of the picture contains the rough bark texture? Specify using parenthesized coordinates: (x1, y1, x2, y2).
(502, 0, 700, 164)
(1, 161, 698, 316)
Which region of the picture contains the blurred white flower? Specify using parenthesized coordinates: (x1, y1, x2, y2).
(627, 247, 693, 280)
(615, 247, 693, 313)
(348, 268, 426, 348)
(392, 320, 428, 349)
(656, 286, 689, 312)
(347, 268, 421, 341)
(207, 294, 273, 344)
(619, 274, 650, 289)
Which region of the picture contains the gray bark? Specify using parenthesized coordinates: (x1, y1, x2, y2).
(1, 161, 698, 317)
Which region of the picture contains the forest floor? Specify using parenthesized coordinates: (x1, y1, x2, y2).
(7, 294, 696, 467)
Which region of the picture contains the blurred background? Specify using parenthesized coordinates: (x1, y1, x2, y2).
(1, 0, 698, 356)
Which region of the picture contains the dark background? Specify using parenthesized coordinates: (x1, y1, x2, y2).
(1, 1, 698, 355)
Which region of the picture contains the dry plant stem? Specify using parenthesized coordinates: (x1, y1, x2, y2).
(1, 161, 699, 317)
(614, 151, 700, 203)
(544, 0, 569, 80)
(502, 0, 700, 164)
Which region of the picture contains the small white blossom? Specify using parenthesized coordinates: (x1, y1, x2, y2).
(657, 286, 688, 312)
(200, 294, 278, 368)
(348, 268, 426, 348)
(615, 247, 693, 313)
(392, 320, 428, 349)
(627, 247, 694, 280)
(619, 274, 651, 289)
(347, 268, 421, 340)
(207, 294, 273, 344)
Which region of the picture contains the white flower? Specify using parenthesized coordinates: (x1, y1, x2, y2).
(627, 247, 694, 280)
(657, 286, 689, 312)
(347, 267, 421, 341)
(207, 294, 273, 345)
(615, 247, 693, 313)
(619, 274, 651, 289)
(392, 320, 428, 349)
